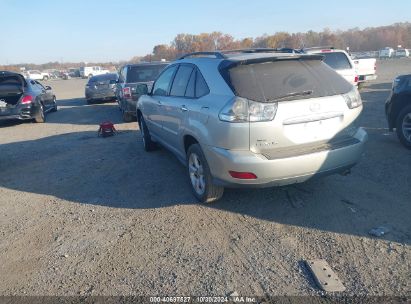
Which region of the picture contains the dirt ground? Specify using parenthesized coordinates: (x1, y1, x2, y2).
(0, 60, 410, 298)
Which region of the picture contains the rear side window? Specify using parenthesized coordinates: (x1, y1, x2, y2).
(170, 65, 194, 97)
(153, 65, 177, 96)
(195, 72, 209, 97)
(321, 52, 352, 70)
(185, 70, 196, 98)
(127, 64, 167, 83)
(223, 59, 352, 103)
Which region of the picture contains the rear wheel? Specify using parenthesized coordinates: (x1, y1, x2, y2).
(43, 76, 49, 81)
(139, 116, 156, 151)
(396, 105, 411, 149)
(186, 144, 224, 203)
(34, 104, 45, 123)
(88, 74, 93, 79)
(122, 110, 134, 122)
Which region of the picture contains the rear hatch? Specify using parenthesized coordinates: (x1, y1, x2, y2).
(126, 64, 167, 99)
(87, 74, 117, 93)
(223, 57, 357, 158)
(0, 73, 26, 112)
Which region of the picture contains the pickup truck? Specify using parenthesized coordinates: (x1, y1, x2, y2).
(351, 57, 377, 88)
(79, 66, 110, 79)
(24, 70, 50, 81)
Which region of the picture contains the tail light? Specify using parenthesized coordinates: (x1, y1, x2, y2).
(219, 97, 278, 123)
(354, 75, 359, 83)
(343, 87, 362, 109)
(123, 87, 131, 99)
(374, 63, 377, 71)
(21, 95, 33, 104)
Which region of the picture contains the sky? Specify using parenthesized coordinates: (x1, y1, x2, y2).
(0, 0, 410, 64)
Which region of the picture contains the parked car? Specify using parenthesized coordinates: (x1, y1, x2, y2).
(395, 49, 410, 58)
(351, 57, 377, 88)
(85, 73, 118, 104)
(0, 71, 57, 123)
(385, 74, 411, 149)
(116, 62, 168, 122)
(136, 50, 367, 203)
(68, 68, 80, 78)
(379, 47, 394, 59)
(80, 66, 110, 78)
(303, 47, 358, 86)
(25, 70, 50, 81)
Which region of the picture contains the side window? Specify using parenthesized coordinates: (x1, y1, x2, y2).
(195, 71, 209, 97)
(152, 65, 178, 96)
(170, 65, 194, 97)
(185, 70, 196, 98)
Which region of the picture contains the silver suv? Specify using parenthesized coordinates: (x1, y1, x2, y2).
(137, 49, 368, 203)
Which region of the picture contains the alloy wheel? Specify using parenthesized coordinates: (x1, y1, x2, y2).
(188, 153, 206, 196)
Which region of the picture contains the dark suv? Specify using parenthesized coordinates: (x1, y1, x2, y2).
(386, 74, 411, 149)
(116, 62, 168, 122)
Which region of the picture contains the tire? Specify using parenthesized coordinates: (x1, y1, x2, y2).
(122, 110, 134, 122)
(186, 144, 224, 203)
(395, 105, 411, 149)
(43, 76, 49, 81)
(51, 97, 58, 112)
(34, 104, 45, 123)
(88, 74, 93, 79)
(139, 116, 156, 151)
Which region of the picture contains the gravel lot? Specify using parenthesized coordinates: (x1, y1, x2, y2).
(0, 60, 410, 298)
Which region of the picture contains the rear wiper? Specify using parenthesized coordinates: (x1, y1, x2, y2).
(269, 90, 313, 102)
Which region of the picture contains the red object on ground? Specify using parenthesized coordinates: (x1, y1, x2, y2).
(98, 121, 117, 137)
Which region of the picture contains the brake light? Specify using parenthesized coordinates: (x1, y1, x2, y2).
(321, 49, 332, 52)
(219, 97, 278, 123)
(21, 95, 33, 104)
(229, 171, 258, 179)
(354, 76, 359, 83)
(123, 87, 131, 99)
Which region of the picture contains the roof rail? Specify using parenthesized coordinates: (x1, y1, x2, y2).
(221, 48, 300, 54)
(178, 52, 226, 60)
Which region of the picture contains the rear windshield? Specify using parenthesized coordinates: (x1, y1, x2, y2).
(126, 64, 167, 83)
(321, 52, 352, 70)
(223, 59, 352, 103)
(89, 73, 117, 83)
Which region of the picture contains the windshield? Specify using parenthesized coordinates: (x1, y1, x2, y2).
(223, 59, 352, 102)
(321, 52, 352, 70)
(126, 64, 167, 83)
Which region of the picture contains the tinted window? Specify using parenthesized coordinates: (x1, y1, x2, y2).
(195, 71, 209, 97)
(223, 59, 352, 103)
(321, 52, 352, 70)
(126, 64, 168, 83)
(185, 70, 196, 98)
(90, 73, 117, 83)
(170, 65, 194, 97)
(152, 65, 177, 96)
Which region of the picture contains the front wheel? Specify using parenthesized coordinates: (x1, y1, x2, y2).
(186, 144, 224, 203)
(396, 105, 411, 149)
(139, 116, 156, 151)
(51, 97, 58, 112)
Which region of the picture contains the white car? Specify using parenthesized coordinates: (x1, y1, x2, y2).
(79, 66, 110, 78)
(395, 49, 409, 58)
(379, 47, 394, 59)
(303, 48, 358, 86)
(25, 70, 50, 81)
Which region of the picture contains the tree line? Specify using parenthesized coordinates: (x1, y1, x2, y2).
(138, 22, 411, 61)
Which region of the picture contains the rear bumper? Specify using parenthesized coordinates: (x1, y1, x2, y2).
(0, 105, 37, 121)
(203, 128, 368, 188)
(85, 90, 116, 101)
(358, 74, 377, 82)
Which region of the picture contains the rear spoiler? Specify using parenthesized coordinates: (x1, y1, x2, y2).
(220, 54, 325, 70)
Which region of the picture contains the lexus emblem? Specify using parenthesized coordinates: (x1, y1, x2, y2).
(310, 103, 321, 112)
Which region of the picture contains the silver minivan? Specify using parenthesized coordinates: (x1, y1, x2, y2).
(137, 50, 367, 203)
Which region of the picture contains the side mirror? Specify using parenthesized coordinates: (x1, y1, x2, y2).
(45, 86, 52, 90)
(136, 83, 148, 95)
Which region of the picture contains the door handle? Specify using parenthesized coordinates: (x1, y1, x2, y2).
(181, 105, 188, 112)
